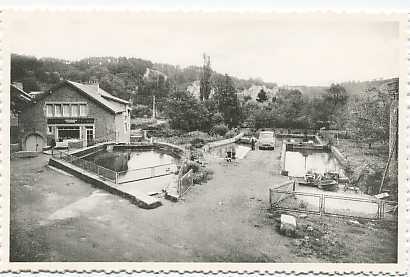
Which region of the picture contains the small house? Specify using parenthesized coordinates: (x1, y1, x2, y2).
(19, 80, 131, 151)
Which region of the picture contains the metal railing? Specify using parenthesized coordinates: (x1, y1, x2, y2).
(269, 187, 397, 220)
(178, 168, 193, 197)
(52, 150, 118, 183)
(117, 162, 177, 184)
(53, 149, 184, 188)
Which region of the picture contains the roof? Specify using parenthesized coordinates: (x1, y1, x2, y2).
(50, 80, 130, 114)
(11, 84, 33, 102)
(29, 91, 47, 99)
(10, 84, 33, 113)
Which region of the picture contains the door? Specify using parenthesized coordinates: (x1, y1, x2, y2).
(25, 134, 44, 152)
(86, 127, 94, 146)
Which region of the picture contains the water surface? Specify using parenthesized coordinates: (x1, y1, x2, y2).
(86, 149, 179, 184)
(284, 150, 343, 177)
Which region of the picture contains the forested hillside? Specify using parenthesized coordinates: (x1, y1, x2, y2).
(11, 54, 277, 105)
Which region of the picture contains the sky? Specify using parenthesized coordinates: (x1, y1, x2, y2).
(7, 11, 401, 86)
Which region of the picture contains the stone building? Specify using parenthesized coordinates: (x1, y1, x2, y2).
(19, 80, 131, 151)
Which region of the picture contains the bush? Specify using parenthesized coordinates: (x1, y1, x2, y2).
(211, 112, 224, 125)
(186, 160, 201, 173)
(224, 128, 239, 139)
(193, 168, 214, 184)
(131, 104, 152, 118)
(190, 138, 206, 148)
(210, 123, 229, 136)
(146, 125, 182, 138)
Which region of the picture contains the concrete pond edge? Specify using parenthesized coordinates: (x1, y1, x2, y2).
(48, 141, 188, 209)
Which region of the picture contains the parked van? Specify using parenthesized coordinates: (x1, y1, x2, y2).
(258, 131, 275, 150)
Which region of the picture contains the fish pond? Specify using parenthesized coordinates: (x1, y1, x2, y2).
(284, 149, 344, 178)
(84, 148, 180, 194)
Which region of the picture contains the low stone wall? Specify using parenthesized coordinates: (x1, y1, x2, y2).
(153, 141, 186, 158)
(10, 143, 20, 153)
(330, 145, 348, 167)
(11, 151, 40, 159)
(204, 133, 244, 150)
(277, 133, 318, 142)
(314, 135, 348, 167)
(70, 142, 113, 157)
(111, 141, 186, 160)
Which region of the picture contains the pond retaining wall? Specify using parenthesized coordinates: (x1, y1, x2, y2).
(204, 133, 244, 151)
(49, 141, 187, 208)
(279, 134, 348, 176)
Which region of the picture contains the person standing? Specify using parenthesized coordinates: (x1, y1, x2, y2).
(50, 138, 56, 156)
(250, 136, 256, 150)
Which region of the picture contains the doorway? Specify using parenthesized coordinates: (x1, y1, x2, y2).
(25, 134, 45, 152)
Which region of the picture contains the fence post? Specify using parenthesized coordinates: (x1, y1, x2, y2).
(378, 200, 384, 219)
(97, 166, 100, 177)
(115, 172, 118, 184)
(320, 195, 324, 216)
(269, 189, 272, 207)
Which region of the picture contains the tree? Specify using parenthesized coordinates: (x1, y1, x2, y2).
(213, 74, 241, 128)
(348, 87, 390, 148)
(164, 90, 209, 131)
(22, 76, 40, 92)
(210, 112, 224, 125)
(274, 88, 306, 128)
(256, 88, 268, 103)
(199, 54, 212, 101)
(325, 83, 348, 107)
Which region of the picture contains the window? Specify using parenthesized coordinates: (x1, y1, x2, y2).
(124, 122, 128, 132)
(79, 104, 87, 116)
(57, 126, 80, 140)
(47, 126, 53, 134)
(46, 102, 86, 118)
(46, 104, 54, 117)
(71, 104, 79, 117)
(62, 104, 70, 117)
(54, 104, 62, 117)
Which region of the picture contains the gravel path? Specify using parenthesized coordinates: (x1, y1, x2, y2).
(10, 149, 396, 263)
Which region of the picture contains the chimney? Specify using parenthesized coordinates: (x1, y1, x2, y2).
(12, 82, 24, 90)
(88, 80, 99, 92)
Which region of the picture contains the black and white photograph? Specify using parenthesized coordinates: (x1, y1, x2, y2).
(3, 10, 407, 273)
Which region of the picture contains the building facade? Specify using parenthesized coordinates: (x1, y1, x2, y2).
(19, 80, 131, 151)
(10, 83, 33, 151)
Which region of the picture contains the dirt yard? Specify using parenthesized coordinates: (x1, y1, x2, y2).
(10, 148, 397, 262)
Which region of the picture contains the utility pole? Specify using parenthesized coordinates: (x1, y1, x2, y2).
(152, 74, 159, 119)
(152, 95, 156, 119)
(200, 53, 211, 101)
